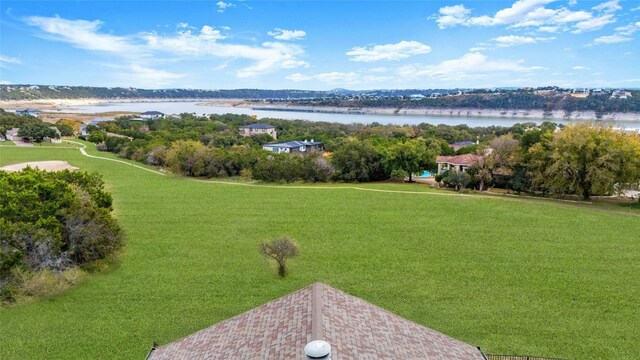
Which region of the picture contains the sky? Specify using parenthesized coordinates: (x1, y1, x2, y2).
(0, 0, 639, 90)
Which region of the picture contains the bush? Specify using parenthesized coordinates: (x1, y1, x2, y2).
(0, 169, 122, 305)
(88, 131, 108, 143)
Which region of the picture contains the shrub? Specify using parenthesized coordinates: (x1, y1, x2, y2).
(259, 237, 299, 277)
(0, 169, 122, 305)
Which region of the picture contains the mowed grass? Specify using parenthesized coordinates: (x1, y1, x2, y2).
(0, 144, 638, 360)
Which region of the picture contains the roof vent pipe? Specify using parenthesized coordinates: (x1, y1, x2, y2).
(304, 340, 331, 359)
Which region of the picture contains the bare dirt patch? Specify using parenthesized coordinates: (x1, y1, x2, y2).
(0, 161, 79, 172)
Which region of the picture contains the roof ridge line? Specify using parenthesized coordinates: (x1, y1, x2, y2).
(311, 283, 323, 340)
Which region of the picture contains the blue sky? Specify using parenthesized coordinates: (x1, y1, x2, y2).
(1, 0, 639, 90)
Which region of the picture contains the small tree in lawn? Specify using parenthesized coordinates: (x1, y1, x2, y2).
(259, 237, 299, 277)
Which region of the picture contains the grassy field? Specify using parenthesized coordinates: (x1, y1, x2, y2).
(0, 143, 638, 359)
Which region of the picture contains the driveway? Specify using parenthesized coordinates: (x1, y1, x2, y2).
(12, 139, 34, 147)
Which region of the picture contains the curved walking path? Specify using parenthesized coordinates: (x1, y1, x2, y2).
(60, 140, 639, 217)
(64, 140, 166, 176)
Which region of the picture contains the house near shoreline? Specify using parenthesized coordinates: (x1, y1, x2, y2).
(263, 139, 323, 154)
(83, 117, 114, 135)
(570, 88, 589, 98)
(611, 90, 632, 99)
(140, 111, 165, 120)
(436, 154, 485, 174)
(239, 123, 277, 139)
(146, 283, 486, 360)
(15, 109, 41, 117)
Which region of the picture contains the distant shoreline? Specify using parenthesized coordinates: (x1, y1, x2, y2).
(2, 98, 639, 122)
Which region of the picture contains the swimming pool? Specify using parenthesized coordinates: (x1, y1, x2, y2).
(417, 171, 433, 178)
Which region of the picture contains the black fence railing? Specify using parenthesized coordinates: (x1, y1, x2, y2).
(486, 355, 566, 360)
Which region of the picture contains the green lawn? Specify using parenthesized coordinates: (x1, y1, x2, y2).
(0, 144, 638, 359)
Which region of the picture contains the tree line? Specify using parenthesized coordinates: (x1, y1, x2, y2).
(289, 92, 640, 114)
(78, 113, 640, 201)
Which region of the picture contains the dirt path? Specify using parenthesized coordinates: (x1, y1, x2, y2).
(59, 140, 640, 218)
(64, 140, 166, 176)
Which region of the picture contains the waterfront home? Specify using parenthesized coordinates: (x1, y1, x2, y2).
(263, 139, 323, 154)
(409, 94, 426, 100)
(15, 109, 41, 117)
(140, 111, 165, 120)
(146, 283, 486, 360)
(570, 88, 589, 98)
(611, 90, 632, 99)
(436, 154, 484, 174)
(239, 123, 277, 139)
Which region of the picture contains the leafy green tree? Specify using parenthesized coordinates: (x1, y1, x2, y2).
(18, 123, 58, 143)
(87, 131, 108, 143)
(443, 170, 471, 190)
(544, 124, 640, 200)
(54, 123, 75, 137)
(384, 139, 438, 182)
(330, 138, 387, 182)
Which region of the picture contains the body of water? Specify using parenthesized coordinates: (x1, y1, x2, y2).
(54, 101, 640, 130)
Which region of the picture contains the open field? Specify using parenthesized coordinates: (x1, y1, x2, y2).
(0, 143, 638, 359)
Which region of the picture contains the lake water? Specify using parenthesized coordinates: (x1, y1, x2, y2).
(54, 101, 640, 130)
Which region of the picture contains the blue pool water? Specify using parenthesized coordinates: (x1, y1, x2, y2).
(417, 171, 433, 178)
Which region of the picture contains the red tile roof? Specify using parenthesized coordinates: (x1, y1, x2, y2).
(436, 154, 485, 166)
(147, 283, 485, 360)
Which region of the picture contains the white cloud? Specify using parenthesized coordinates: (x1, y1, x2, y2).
(614, 22, 640, 35)
(288, 52, 543, 87)
(435, 4, 472, 29)
(286, 73, 313, 82)
(24, 16, 139, 54)
(111, 64, 184, 87)
(538, 25, 560, 32)
(367, 67, 389, 73)
(216, 1, 235, 13)
(363, 75, 394, 82)
(346, 41, 431, 62)
(571, 14, 615, 33)
(0, 55, 21, 65)
(0, 80, 12, 85)
(24, 16, 309, 81)
(315, 72, 359, 83)
(572, 65, 590, 70)
(285, 71, 394, 85)
(287, 71, 360, 84)
(492, 35, 554, 47)
(593, 33, 633, 43)
(592, 0, 621, 13)
(492, 0, 556, 25)
(267, 28, 306, 41)
(396, 52, 541, 81)
(433, 0, 620, 34)
(591, 21, 639, 44)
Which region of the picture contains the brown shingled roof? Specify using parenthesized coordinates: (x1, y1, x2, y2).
(147, 283, 485, 360)
(436, 154, 485, 166)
